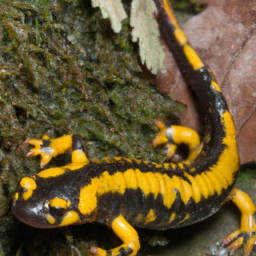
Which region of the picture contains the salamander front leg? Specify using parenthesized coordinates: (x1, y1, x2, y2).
(24, 134, 89, 168)
(222, 187, 256, 255)
(152, 119, 202, 164)
(90, 215, 140, 256)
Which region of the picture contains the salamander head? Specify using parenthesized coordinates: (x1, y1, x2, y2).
(12, 175, 80, 228)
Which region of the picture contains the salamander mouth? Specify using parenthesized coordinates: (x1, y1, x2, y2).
(12, 193, 51, 228)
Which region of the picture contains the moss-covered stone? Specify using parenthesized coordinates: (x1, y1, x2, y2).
(0, 0, 183, 255)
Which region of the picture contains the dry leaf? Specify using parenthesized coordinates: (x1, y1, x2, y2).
(91, 0, 127, 33)
(92, 0, 166, 74)
(130, 0, 166, 74)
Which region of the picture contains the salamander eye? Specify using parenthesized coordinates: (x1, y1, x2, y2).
(47, 198, 71, 218)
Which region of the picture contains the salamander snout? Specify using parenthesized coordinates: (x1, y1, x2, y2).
(12, 176, 81, 228)
(11, 176, 51, 228)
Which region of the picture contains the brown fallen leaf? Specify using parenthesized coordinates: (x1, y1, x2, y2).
(153, 0, 256, 164)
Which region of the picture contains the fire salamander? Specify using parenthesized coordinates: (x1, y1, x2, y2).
(12, 0, 256, 256)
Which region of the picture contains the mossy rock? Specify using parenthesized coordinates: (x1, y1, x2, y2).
(0, 0, 183, 255)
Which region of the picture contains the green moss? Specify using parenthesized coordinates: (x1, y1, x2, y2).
(237, 164, 256, 189)
(0, 0, 183, 255)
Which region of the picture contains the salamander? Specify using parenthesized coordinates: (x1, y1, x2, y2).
(12, 1, 256, 256)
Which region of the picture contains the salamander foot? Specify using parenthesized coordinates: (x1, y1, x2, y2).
(90, 246, 134, 256)
(24, 134, 89, 168)
(222, 187, 256, 255)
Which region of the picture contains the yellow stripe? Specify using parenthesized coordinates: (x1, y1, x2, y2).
(135, 169, 150, 196)
(179, 213, 190, 224)
(37, 167, 65, 178)
(210, 111, 239, 186)
(45, 213, 55, 224)
(124, 169, 138, 189)
(162, 0, 178, 28)
(168, 213, 176, 223)
(174, 28, 188, 46)
(181, 179, 194, 205)
(146, 172, 160, 199)
(206, 171, 222, 196)
(201, 172, 215, 196)
(155, 173, 165, 196)
(145, 209, 157, 223)
(78, 169, 196, 215)
(195, 174, 209, 199)
(162, 174, 176, 208)
(59, 211, 80, 226)
(211, 81, 222, 92)
(184, 173, 201, 203)
(49, 198, 71, 209)
(183, 44, 204, 70)
(211, 168, 229, 190)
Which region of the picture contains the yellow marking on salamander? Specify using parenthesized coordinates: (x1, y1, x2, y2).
(20, 177, 37, 201)
(133, 158, 141, 164)
(155, 172, 165, 196)
(206, 171, 223, 196)
(49, 198, 71, 209)
(183, 44, 204, 70)
(63, 162, 88, 171)
(91, 158, 103, 163)
(145, 209, 157, 223)
(103, 157, 111, 163)
(37, 167, 65, 178)
(152, 162, 164, 169)
(179, 213, 190, 224)
(79, 171, 126, 215)
(211, 81, 222, 92)
(59, 210, 80, 226)
(212, 111, 239, 184)
(162, 174, 176, 208)
(168, 213, 176, 223)
(135, 169, 150, 195)
(38, 163, 88, 177)
(163, 163, 176, 170)
(146, 172, 160, 199)
(162, 0, 178, 28)
(177, 163, 184, 169)
(174, 28, 188, 46)
(184, 173, 201, 203)
(194, 174, 210, 199)
(212, 168, 229, 190)
(45, 213, 55, 224)
(201, 172, 215, 196)
(78, 169, 197, 216)
(181, 179, 194, 205)
(123, 157, 133, 164)
(20, 177, 36, 190)
(72, 149, 89, 165)
(123, 169, 138, 189)
(184, 111, 238, 202)
(14, 192, 19, 201)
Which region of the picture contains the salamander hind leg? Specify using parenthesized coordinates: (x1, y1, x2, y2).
(24, 134, 89, 168)
(89, 215, 140, 256)
(152, 119, 202, 164)
(222, 187, 256, 255)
